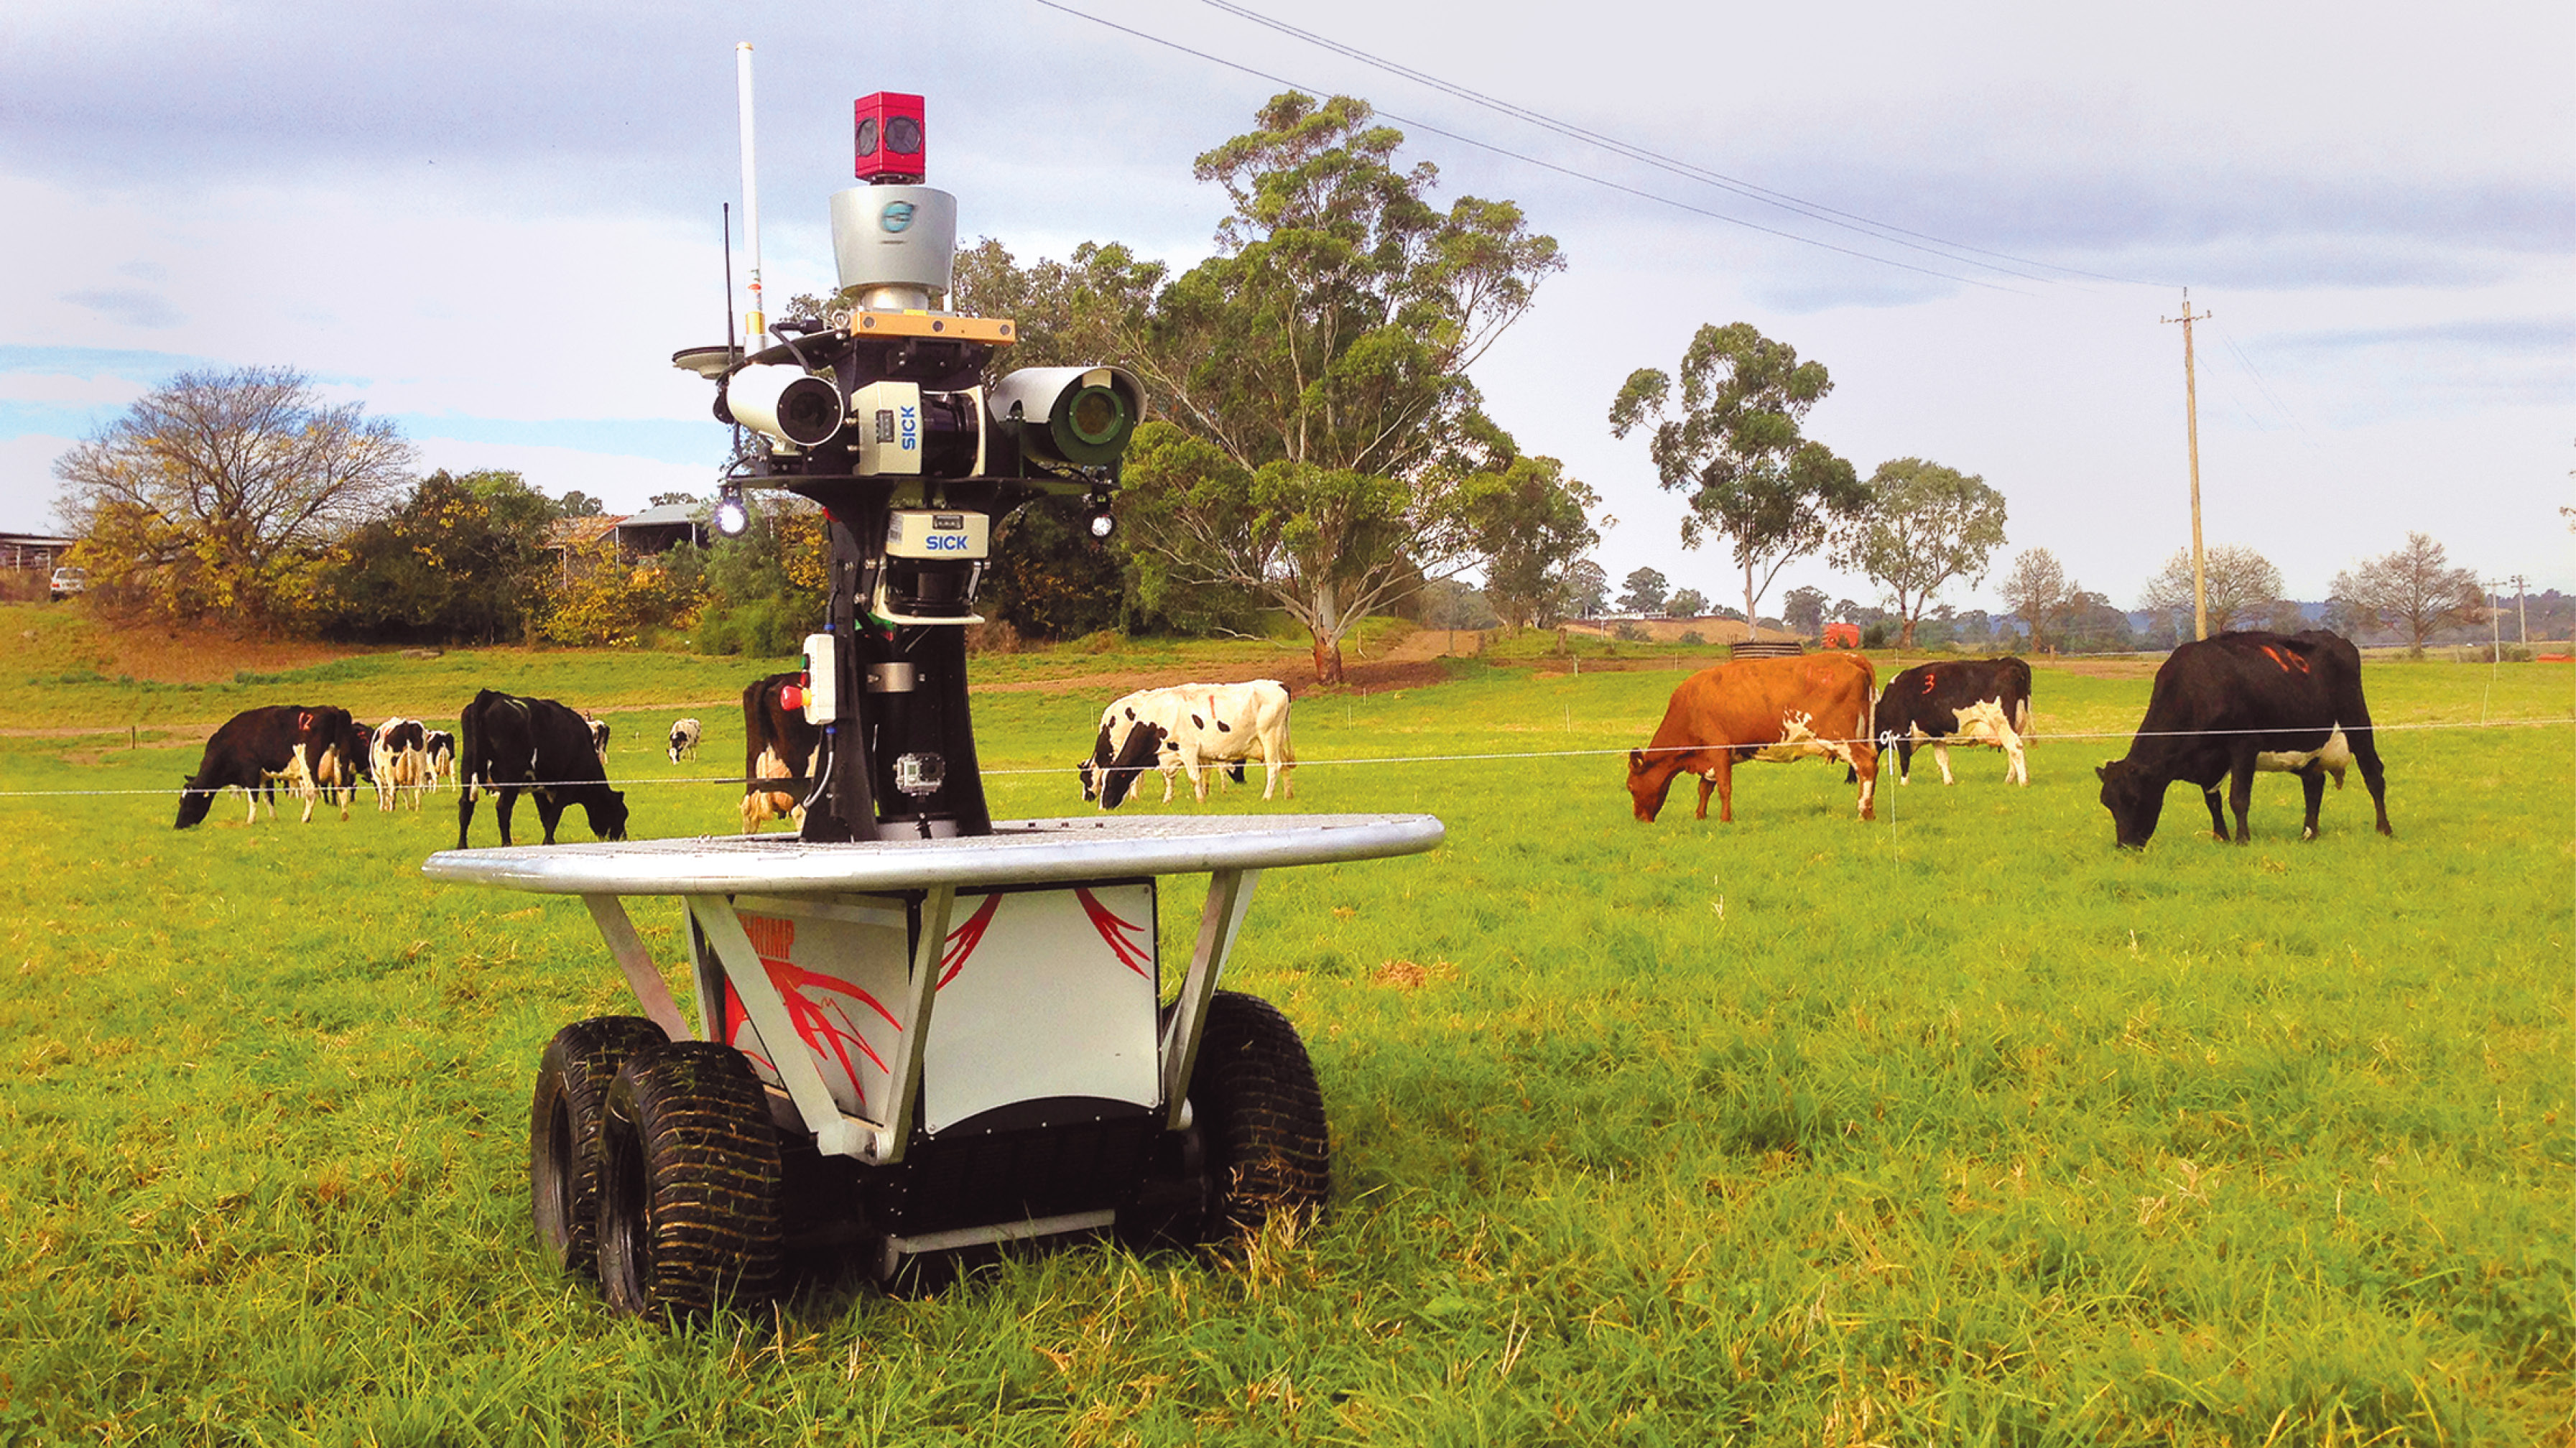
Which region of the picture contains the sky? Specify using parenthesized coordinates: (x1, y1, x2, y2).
(3, 0, 2569, 616)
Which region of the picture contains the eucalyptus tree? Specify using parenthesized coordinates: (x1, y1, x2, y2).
(1472, 454, 1600, 632)
(1836, 457, 2008, 647)
(1608, 322, 1868, 626)
(1116, 92, 1565, 681)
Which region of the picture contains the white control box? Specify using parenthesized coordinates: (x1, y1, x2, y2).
(800, 632, 838, 725)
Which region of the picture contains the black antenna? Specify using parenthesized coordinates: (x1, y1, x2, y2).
(722, 202, 743, 458)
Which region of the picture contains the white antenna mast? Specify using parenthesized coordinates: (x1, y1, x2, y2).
(736, 42, 765, 351)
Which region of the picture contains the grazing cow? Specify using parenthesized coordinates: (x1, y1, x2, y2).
(455, 690, 630, 848)
(741, 674, 822, 834)
(422, 729, 457, 792)
(176, 705, 359, 827)
(371, 718, 430, 812)
(586, 716, 611, 763)
(2096, 629, 2391, 848)
(1627, 654, 1880, 823)
(1874, 657, 2034, 786)
(668, 717, 703, 764)
(1081, 680, 1295, 810)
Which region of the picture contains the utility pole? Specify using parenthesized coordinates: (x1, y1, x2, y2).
(2512, 573, 2528, 645)
(2162, 289, 2213, 640)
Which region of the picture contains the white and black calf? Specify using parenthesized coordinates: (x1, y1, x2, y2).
(422, 729, 457, 791)
(2096, 629, 2391, 848)
(1080, 680, 1295, 809)
(456, 689, 630, 847)
(586, 716, 611, 763)
(668, 717, 703, 764)
(1874, 656, 2032, 786)
(371, 718, 430, 812)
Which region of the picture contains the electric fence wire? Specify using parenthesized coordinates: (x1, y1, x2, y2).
(1024, 0, 2029, 294)
(19, 714, 2568, 799)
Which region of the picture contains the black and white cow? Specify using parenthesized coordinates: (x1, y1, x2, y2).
(1873, 656, 2032, 786)
(668, 717, 703, 764)
(1080, 680, 1294, 809)
(2096, 629, 2391, 848)
(740, 674, 822, 834)
(176, 705, 359, 827)
(455, 690, 629, 848)
(586, 716, 611, 763)
(422, 729, 458, 791)
(371, 718, 430, 812)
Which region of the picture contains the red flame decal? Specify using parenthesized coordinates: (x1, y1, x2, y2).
(1076, 887, 1154, 978)
(938, 893, 1004, 988)
(726, 914, 898, 1106)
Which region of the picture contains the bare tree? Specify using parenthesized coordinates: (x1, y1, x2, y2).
(2137, 544, 2284, 640)
(55, 367, 414, 626)
(2331, 532, 2484, 654)
(1998, 548, 2077, 654)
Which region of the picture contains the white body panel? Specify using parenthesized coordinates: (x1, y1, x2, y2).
(708, 883, 1159, 1134)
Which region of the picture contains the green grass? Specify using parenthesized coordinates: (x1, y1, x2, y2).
(0, 644, 2568, 1444)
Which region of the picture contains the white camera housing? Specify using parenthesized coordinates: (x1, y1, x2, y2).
(988, 366, 1144, 468)
(731, 364, 843, 448)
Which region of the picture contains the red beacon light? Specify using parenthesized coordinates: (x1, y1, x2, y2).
(854, 92, 927, 185)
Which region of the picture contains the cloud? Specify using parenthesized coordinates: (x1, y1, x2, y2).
(59, 289, 182, 330)
(2265, 317, 2576, 356)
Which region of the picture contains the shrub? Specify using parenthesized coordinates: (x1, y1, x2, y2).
(692, 598, 806, 656)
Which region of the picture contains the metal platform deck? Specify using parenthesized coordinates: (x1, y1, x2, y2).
(422, 812, 1443, 896)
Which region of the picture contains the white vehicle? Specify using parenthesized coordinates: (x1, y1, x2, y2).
(47, 566, 84, 601)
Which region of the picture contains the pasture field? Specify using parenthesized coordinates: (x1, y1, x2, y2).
(0, 634, 2568, 1444)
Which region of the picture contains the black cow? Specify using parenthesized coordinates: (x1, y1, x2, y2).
(2096, 629, 2391, 848)
(741, 673, 823, 833)
(455, 690, 629, 848)
(175, 705, 358, 828)
(1874, 656, 2032, 786)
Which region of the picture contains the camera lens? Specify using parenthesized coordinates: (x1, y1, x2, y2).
(1066, 386, 1126, 445)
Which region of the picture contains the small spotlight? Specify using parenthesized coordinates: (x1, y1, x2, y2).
(713, 488, 751, 537)
(1085, 499, 1116, 541)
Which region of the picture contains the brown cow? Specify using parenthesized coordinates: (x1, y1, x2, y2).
(741, 672, 823, 834)
(1627, 653, 1881, 822)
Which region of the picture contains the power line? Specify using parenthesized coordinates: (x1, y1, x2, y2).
(1028, 0, 2029, 292)
(1193, 0, 2168, 290)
